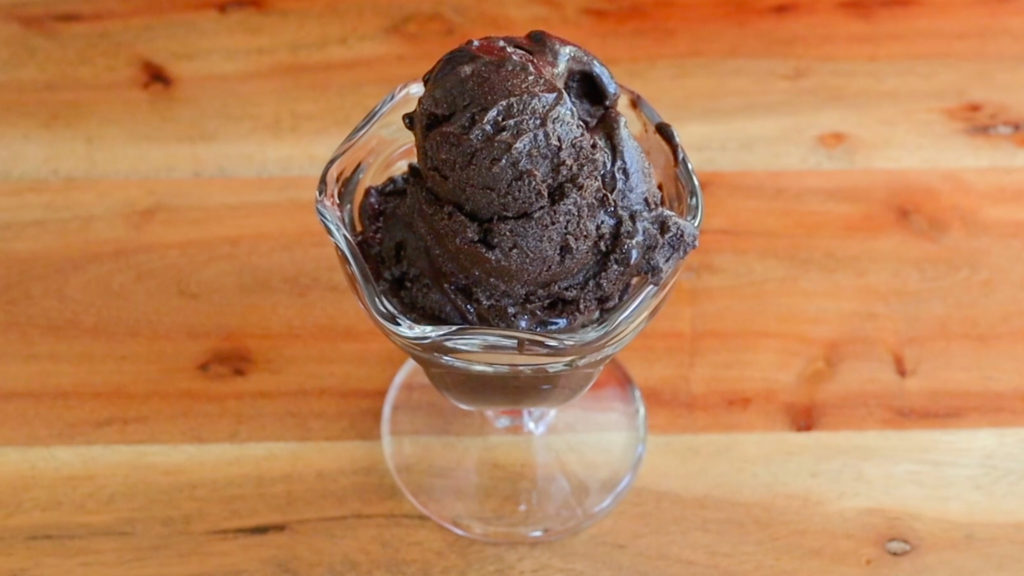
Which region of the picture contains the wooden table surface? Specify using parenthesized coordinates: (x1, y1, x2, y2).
(2, 0, 1023, 574)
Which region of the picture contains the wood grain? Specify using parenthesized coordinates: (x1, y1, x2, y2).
(2, 1, 1023, 571)
(1, 0, 1023, 178)
(0, 429, 1021, 575)
(2, 170, 1023, 445)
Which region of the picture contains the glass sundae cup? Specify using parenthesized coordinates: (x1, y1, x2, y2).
(316, 80, 703, 542)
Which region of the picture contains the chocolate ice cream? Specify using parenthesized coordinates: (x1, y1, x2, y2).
(357, 31, 698, 332)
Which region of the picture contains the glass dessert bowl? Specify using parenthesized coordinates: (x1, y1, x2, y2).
(317, 80, 702, 542)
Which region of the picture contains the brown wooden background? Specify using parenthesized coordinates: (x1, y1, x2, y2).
(1, 0, 1023, 573)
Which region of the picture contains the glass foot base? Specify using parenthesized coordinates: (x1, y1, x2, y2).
(381, 358, 647, 542)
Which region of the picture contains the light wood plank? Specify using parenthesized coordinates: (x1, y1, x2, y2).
(1, 1, 1023, 178)
(3, 0, 1022, 89)
(0, 430, 1021, 575)
(2, 171, 1023, 445)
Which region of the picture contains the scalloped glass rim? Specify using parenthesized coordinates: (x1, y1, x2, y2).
(316, 80, 703, 356)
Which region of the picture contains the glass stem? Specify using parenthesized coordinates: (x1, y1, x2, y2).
(485, 408, 557, 435)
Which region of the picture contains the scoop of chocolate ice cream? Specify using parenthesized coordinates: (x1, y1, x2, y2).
(357, 31, 698, 331)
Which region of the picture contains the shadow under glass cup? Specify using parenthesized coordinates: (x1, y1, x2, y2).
(316, 81, 702, 542)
